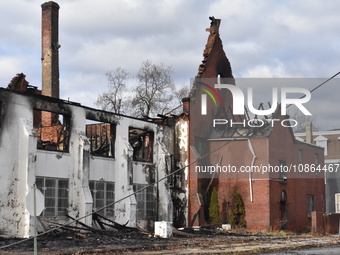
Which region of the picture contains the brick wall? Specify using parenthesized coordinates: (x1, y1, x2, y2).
(41, 1, 60, 98)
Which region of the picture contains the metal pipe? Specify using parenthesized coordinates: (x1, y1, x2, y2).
(33, 184, 37, 255)
(247, 139, 256, 202)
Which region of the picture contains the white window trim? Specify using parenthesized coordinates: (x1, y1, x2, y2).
(314, 135, 328, 156)
(335, 193, 340, 213)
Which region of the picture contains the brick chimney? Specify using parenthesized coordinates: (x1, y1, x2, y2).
(41, 1, 60, 98)
(182, 97, 190, 112)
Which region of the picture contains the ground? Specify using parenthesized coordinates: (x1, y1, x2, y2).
(0, 228, 339, 254)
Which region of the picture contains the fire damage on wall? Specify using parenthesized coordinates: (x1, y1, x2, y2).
(186, 16, 325, 233)
(0, 76, 188, 237)
(0, 1, 189, 240)
(0, 2, 331, 254)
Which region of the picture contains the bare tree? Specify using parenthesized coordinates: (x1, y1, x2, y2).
(131, 60, 175, 117)
(96, 61, 189, 118)
(287, 107, 319, 132)
(95, 67, 130, 114)
(164, 84, 190, 115)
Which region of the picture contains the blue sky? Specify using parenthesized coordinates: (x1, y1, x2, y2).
(1, 0, 340, 129)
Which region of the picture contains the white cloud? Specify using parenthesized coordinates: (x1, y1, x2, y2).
(1, 0, 340, 129)
(241, 60, 291, 78)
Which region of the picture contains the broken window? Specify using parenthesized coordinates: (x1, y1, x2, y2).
(33, 110, 70, 152)
(129, 128, 154, 162)
(36, 177, 69, 217)
(133, 184, 155, 219)
(307, 195, 315, 217)
(86, 121, 116, 157)
(89, 181, 115, 218)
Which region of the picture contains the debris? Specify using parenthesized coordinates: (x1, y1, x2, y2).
(66, 214, 95, 231)
(76, 233, 87, 239)
(92, 213, 135, 232)
(1, 230, 338, 255)
(172, 227, 196, 237)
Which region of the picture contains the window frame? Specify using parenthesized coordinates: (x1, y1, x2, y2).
(315, 153, 319, 165)
(335, 193, 340, 213)
(298, 149, 303, 164)
(89, 180, 115, 218)
(129, 128, 154, 163)
(279, 160, 287, 183)
(86, 122, 116, 158)
(133, 184, 155, 220)
(33, 109, 71, 152)
(36, 177, 69, 217)
(307, 194, 315, 218)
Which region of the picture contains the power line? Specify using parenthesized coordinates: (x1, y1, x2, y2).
(287, 71, 340, 108)
(0, 128, 243, 250)
(310, 72, 340, 94)
(2, 72, 339, 250)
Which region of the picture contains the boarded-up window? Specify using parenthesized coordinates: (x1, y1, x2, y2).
(34, 110, 70, 152)
(90, 181, 115, 218)
(86, 122, 116, 157)
(36, 177, 69, 216)
(133, 184, 155, 219)
(129, 128, 154, 162)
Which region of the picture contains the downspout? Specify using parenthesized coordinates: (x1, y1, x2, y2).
(207, 137, 257, 202)
(205, 155, 222, 193)
(155, 143, 159, 222)
(247, 139, 256, 202)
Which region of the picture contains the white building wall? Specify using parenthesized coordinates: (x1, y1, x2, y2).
(173, 119, 189, 227)
(0, 90, 174, 237)
(0, 96, 33, 237)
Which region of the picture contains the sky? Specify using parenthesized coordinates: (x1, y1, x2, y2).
(1, 0, 340, 130)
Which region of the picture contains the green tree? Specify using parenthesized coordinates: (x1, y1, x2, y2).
(209, 187, 221, 225)
(229, 190, 246, 228)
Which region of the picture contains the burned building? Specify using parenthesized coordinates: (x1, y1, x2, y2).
(0, 1, 327, 239)
(0, 1, 176, 237)
(0, 84, 175, 237)
(187, 17, 325, 232)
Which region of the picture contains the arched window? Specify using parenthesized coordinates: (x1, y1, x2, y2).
(280, 190, 287, 202)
